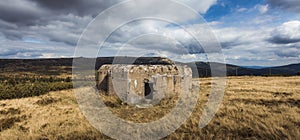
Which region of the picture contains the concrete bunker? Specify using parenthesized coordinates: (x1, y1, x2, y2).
(97, 64, 192, 104)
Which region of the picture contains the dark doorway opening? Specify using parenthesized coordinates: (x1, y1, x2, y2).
(144, 82, 153, 99)
(98, 75, 109, 92)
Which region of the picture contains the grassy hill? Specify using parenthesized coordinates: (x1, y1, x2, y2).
(0, 76, 299, 139)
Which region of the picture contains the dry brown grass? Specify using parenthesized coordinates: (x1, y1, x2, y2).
(0, 76, 299, 139)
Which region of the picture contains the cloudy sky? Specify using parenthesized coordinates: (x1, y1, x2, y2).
(0, 0, 299, 66)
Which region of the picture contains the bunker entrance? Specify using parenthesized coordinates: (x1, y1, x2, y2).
(98, 74, 109, 93)
(144, 82, 153, 99)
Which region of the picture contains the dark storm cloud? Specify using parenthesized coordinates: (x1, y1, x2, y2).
(0, 0, 49, 25)
(268, 36, 300, 44)
(0, 7, 39, 24)
(0, 50, 19, 57)
(266, 0, 300, 13)
(0, 0, 120, 26)
(274, 48, 300, 58)
(29, 0, 119, 17)
(0, 0, 122, 46)
(220, 41, 244, 49)
(0, 0, 220, 59)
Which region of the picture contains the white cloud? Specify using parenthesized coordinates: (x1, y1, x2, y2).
(0, 0, 299, 66)
(0, 0, 218, 60)
(210, 20, 300, 66)
(176, 0, 217, 14)
(0, 40, 74, 58)
(269, 20, 300, 44)
(256, 4, 269, 14)
(237, 8, 248, 12)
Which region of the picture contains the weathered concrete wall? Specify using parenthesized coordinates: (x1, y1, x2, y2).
(97, 64, 192, 104)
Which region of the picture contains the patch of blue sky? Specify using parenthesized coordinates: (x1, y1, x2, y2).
(200, 0, 299, 29)
(204, 0, 264, 22)
(167, 0, 268, 28)
(22, 37, 47, 44)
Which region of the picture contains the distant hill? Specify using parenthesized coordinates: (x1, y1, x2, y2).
(0, 58, 299, 77)
(240, 66, 268, 69)
(0, 58, 73, 76)
(189, 62, 300, 77)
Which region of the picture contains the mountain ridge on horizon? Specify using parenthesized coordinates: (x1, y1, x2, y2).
(0, 57, 299, 77)
(0, 57, 298, 67)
